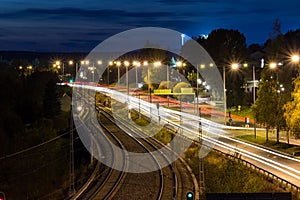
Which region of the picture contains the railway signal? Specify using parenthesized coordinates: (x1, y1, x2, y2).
(186, 191, 194, 200)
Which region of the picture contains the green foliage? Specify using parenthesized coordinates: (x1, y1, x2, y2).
(185, 149, 280, 193)
(43, 78, 61, 118)
(0, 69, 74, 198)
(202, 28, 248, 67)
(253, 70, 279, 129)
(284, 69, 300, 138)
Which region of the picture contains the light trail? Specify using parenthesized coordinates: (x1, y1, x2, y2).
(72, 84, 300, 186)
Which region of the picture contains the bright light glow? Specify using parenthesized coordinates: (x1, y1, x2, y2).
(108, 61, 113, 66)
(69, 60, 74, 65)
(53, 64, 56, 68)
(27, 65, 32, 70)
(116, 61, 121, 66)
(85, 60, 89, 65)
(124, 61, 130, 67)
(205, 85, 211, 90)
(154, 61, 162, 67)
(197, 79, 202, 84)
(183, 63, 186, 67)
(143, 61, 148, 66)
(55, 61, 60, 66)
(291, 54, 300, 63)
(136, 62, 141, 67)
(97, 60, 102, 65)
(81, 60, 85, 65)
(200, 64, 205, 69)
(209, 63, 214, 67)
(231, 63, 239, 70)
(269, 62, 277, 69)
(77, 105, 83, 111)
(243, 63, 248, 67)
(19, 66, 23, 69)
(176, 61, 182, 67)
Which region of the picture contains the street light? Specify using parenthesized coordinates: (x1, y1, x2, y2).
(252, 63, 257, 138)
(269, 62, 277, 69)
(68, 60, 79, 79)
(124, 60, 130, 96)
(107, 61, 113, 87)
(116, 61, 121, 87)
(223, 63, 239, 125)
(133, 61, 141, 88)
(291, 54, 300, 63)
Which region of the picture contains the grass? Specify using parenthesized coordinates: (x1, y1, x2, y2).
(237, 135, 300, 156)
(230, 107, 254, 119)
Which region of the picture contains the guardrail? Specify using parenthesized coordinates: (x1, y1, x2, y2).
(163, 123, 300, 195)
(221, 149, 300, 194)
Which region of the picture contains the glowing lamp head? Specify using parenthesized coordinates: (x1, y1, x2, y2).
(231, 63, 239, 70)
(291, 54, 300, 63)
(269, 62, 277, 69)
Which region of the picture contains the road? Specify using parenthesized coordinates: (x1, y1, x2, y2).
(71, 83, 300, 192)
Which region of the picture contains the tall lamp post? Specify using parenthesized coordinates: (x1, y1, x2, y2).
(124, 61, 130, 96)
(108, 61, 113, 88)
(253, 64, 257, 138)
(223, 66, 227, 125)
(223, 63, 239, 125)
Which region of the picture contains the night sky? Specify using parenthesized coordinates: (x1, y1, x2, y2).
(1, 0, 299, 52)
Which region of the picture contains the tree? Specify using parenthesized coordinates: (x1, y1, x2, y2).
(253, 70, 278, 141)
(203, 28, 248, 67)
(284, 69, 300, 138)
(43, 78, 61, 118)
(201, 29, 248, 107)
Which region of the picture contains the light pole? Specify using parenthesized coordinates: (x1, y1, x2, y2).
(124, 61, 130, 96)
(223, 66, 227, 125)
(253, 64, 257, 138)
(108, 61, 113, 88)
(223, 63, 239, 125)
(133, 61, 142, 88)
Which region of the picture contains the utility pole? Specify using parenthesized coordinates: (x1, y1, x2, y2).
(69, 105, 75, 196)
(198, 108, 205, 199)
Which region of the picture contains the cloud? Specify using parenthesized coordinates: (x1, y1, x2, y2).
(0, 8, 174, 20)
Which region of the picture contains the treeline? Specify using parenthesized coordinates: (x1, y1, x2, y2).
(0, 68, 72, 199)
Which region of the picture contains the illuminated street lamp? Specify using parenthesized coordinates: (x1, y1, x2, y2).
(68, 60, 79, 79)
(231, 63, 239, 70)
(291, 54, 300, 63)
(107, 61, 113, 87)
(115, 61, 121, 86)
(223, 63, 239, 125)
(269, 62, 277, 69)
(133, 61, 141, 88)
(124, 61, 130, 94)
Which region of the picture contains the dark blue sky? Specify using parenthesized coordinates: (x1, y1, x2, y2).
(1, 0, 299, 52)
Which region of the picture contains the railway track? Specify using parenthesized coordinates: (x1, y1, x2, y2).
(71, 91, 197, 199)
(71, 108, 127, 200)
(98, 106, 197, 199)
